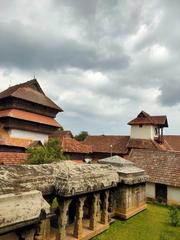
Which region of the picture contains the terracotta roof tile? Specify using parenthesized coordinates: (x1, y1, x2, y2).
(0, 109, 61, 127)
(129, 149, 180, 187)
(62, 138, 92, 154)
(127, 138, 158, 150)
(49, 130, 73, 139)
(128, 111, 168, 127)
(83, 135, 129, 154)
(0, 79, 62, 111)
(164, 135, 180, 152)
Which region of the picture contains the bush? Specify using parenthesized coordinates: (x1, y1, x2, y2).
(169, 205, 179, 227)
(26, 138, 68, 164)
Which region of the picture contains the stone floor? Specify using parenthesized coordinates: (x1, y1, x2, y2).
(50, 219, 109, 240)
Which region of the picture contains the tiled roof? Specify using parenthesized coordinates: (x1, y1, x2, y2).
(164, 135, 180, 152)
(0, 109, 61, 127)
(62, 137, 92, 153)
(127, 138, 158, 150)
(129, 149, 180, 187)
(0, 79, 62, 111)
(83, 135, 129, 154)
(128, 111, 168, 127)
(49, 130, 73, 139)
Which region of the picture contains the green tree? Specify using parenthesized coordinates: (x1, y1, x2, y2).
(26, 138, 68, 164)
(74, 131, 88, 141)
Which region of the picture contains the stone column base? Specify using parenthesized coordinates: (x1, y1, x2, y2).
(115, 203, 147, 219)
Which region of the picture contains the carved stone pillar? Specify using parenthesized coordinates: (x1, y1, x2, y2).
(73, 196, 86, 238)
(35, 219, 51, 240)
(56, 198, 72, 240)
(101, 191, 109, 225)
(89, 193, 100, 230)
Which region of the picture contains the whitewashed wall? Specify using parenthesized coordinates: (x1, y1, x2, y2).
(167, 186, 180, 205)
(130, 125, 157, 139)
(146, 182, 155, 199)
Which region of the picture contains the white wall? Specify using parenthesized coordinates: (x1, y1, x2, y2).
(146, 182, 155, 199)
(130, 125, 158, 140)
(167, 186, 180, 205)
(8, 129, 48, 143)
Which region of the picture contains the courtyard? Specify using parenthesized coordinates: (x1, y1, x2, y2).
(93, 203, 180, 240)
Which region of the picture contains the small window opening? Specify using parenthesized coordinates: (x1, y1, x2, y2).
(139, 124, 143, 128)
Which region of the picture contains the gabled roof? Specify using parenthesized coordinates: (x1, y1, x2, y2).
(128, 111, 168, 127)
(129, 149, 180, 187)
(0, 109, 61, 127)
(0, 79, 62, 112)
(83, 135, 129, 154)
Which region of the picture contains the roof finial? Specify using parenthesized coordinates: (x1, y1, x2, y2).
(33, 73, 36, 80)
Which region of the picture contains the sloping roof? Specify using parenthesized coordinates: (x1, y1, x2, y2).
(83, 135, 129, 154)
(49, 130, 73, 139)
(0, 109, 61, 127)
(0, 79, 62, 112)
(129, 149, 180, 187)
(127, 138, 158, 150)
(62, 137, 92, 154)
(128, 111, 168, 127)
(164, 135, 180, 152)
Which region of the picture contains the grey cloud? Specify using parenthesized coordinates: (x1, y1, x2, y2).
(0, 21, 130, 71)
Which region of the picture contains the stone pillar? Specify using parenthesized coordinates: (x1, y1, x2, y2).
(35, 219, 51, 240)
(56, 198, 72, 240)
(89, 193, 100, 230)
(21, 229, 35, 240)
(101, 191, 109, 225)
(73, 196, 86, 238)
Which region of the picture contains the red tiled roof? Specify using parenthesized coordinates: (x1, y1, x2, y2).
(127, 138, 158, 150)
(0, 79, 62, 111)
(128, 111, 168, 127)
(49, 130, 73, 139)
(0, 109, 61, 127)
(129, 149, 180, 187)
(62, 137, 92, 154)
(164, 135, 180, 152)
(83, 135, 129, 154)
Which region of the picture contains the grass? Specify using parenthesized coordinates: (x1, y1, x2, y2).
(93, 203, 180, 240)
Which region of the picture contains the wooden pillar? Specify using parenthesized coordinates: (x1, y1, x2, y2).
(56, 198, 72, 240)
(89, 193, 100, 231)
(101, 191, 109, 225)
(73, 196, 86, 238)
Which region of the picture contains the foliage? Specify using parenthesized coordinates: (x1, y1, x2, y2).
(26, 138, 68, 164)
(74, 131, 88, 141)
(169, 205, 179, 227)
(160, 232, 170, 240)
(93, 204, 180, 240)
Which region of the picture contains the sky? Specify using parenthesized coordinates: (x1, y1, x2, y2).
(0, 0, 180, 135)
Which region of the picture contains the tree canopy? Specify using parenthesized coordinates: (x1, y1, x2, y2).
(74, 131, 88, 141)
(26, 138, 68, 164)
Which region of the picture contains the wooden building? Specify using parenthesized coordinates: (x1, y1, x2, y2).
(0, 79, 62, 163)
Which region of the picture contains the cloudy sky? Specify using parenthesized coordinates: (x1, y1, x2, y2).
(0, 0, 180, 135)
